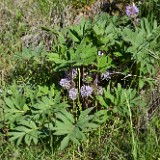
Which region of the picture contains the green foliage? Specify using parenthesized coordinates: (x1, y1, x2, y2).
(140, 0, 160, 24)
(97, 83, 142, 116)
(0, 84, 68, 147)
(53, 108, 101, 150)
(0, 1, 160, 159)
(9, 119, 40, 146)
(47, 14, 159, 92)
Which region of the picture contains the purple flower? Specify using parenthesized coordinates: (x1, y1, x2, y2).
(60, 78, 71, 90)
(126, 3, 139, 18)
(69, 88, 78, 100)
(101, 71, 111, 81)
(80, 85, 93, 98)
(66, 68, 78, 79)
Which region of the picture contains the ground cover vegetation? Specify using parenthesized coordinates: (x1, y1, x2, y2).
(0, 0, 160, 159)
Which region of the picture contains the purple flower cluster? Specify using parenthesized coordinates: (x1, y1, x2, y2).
(80, 85, 93, 98)
(60, 67, 107, 100)
(101, 71, 111, 81)
(60, 78, 78, 100)
(126, 3, 139, 18)
(69, 88, 78, 100)
(60, 78, 71, 90)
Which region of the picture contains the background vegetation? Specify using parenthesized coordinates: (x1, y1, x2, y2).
(0, 0, 160, 159)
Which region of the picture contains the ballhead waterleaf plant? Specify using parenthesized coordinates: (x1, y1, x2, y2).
(1, 7, 160, 156)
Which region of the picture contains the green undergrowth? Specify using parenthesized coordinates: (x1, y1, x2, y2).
(0, 0, 160, 160)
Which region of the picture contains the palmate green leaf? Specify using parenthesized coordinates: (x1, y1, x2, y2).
(57, 31, 66, 45)
(9, 120, 39, 146)
(55, 109, 74, 125)
(9, 131, 25, 146)
(23, 104, 29, 112)
(32, 92, 68, 119)
(77, 108, 100, 131)
(9, 132, 24, 146)
(5, 95, 26, 110)
(134, 30, 146, 47)
(53, 110, 74, 135)
(69, 18, 91, 43)
(73, 39, 86, 58)
(114, 84, 125, 106)
(117, 84, 128, 106)
(54, 108, 100, 150)
(25, 87, 37, 105)
(4, 95, 29, 122)
(32, 134, 38, 144)
(121, 28, 134, 43)
(31, 97, 53, 115)
(14, 126, 31, 131)
(4, 111, 23, 123)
